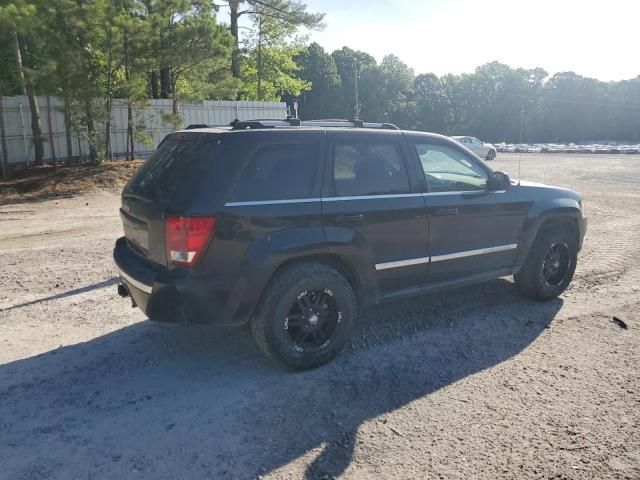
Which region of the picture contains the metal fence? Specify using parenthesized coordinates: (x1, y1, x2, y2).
(0, 96, 288, 165)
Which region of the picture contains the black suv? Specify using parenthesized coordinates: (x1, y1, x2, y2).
(114, 119, 587, 370)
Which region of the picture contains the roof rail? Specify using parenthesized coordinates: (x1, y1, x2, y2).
(184, 124, 233, 130)
(230, 118, 301, 130)
(230, 118, 399, 131)
(302, 119, 399, 130)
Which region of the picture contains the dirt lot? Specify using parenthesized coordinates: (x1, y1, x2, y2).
(0, 160, 144, 204)
(1, 153, 639, 480)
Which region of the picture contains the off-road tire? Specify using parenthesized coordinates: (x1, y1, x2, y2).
(251, 263, 357, 370)
(514, 224, 578, 300)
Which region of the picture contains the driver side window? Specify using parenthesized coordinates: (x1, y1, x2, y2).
(415, 143, 488, 193)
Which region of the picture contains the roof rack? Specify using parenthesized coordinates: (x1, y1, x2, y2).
(230, 117, 301, 129)
(229, 118, 399, 131)
(184, 124, 232, 130)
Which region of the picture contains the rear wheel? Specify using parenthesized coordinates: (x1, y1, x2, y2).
(514, 224, 577, 300)
(251, 263, 357, 370)
(486, 149, 496, 160)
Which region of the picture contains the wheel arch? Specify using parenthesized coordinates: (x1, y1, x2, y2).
(238, 252, 370, 326)
(268, 253, 365, 302)
(513, 210, 581, 275)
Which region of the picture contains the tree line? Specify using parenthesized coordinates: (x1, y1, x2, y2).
(1, 0, 639, 176)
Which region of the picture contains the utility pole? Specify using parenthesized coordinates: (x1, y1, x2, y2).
(519, 95, 524, 144)
(354, 59, 360, 119)
(518, 95, 524, 183)
(257, 16, 263, 101)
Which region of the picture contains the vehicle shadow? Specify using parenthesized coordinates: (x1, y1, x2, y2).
(0, 278, 119, 312)
(0, 279, 562, 480)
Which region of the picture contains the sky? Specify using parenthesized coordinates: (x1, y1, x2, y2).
(290, 0, 639, 82)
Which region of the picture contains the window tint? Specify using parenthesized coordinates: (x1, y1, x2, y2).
(332, 142, 410, 196)
(231, 143, 317, 201)
(415, 143, 488, 192)
(126, 135, 216, 201)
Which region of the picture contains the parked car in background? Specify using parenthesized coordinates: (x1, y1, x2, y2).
(452, 136, 497, 160)
(497, 142, 640, 154)
(514, 144, 529, 153)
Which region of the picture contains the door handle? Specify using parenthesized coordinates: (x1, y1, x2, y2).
(334, 214, 364, 223)
(434, 208, 459, 216)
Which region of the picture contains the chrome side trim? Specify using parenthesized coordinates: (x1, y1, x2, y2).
(225, 198, 321, 207)
(421, 190, 506, 196)
(116, 266, 153, 294)
(323, 193, 423, 202)
(430, 244, 518, 263)
(375, 256, 430, 271)
(223, 190, 509, 206)
(225, 194, 426, 206)
(374, 244, 518, 271)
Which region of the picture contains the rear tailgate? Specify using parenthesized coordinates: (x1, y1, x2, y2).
(120, 132, 225, 266)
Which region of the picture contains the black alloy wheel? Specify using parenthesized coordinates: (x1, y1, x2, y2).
(251, 263, 356, 370)
(285, 289, 341, 353)
(541, 242, 570, 286)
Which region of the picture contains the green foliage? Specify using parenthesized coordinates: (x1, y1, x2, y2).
(160, 111, 183, 130)
(331, 47, 377, 118)
(2, 0, 640, 152)
(240, 6, 310, 101)
(150, 1, 238, 108)
(294, 42, 341, 119)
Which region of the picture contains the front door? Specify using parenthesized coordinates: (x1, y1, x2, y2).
(322, 132, 429, 294)
(407, 136, 526, 283)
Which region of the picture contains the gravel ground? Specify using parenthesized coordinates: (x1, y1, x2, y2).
(1, 153, 639, 480)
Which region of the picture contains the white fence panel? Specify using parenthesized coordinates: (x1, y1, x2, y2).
(0, 96, 287, 165)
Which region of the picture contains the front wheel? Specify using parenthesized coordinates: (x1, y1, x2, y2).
(514, 225, 577, 300)
(251, 263, 357, 370)
(486, 149, 496, 161)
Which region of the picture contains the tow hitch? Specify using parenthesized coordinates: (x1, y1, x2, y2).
(117, 283, 129, 297)
(117, 283, 137, 308)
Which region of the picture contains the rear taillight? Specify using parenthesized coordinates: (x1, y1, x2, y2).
(165, 215, 216, 267)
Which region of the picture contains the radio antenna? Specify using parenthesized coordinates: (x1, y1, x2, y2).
(518, 95, 524, 186)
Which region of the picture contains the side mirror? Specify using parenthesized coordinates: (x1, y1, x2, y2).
(488, 171, 511, 191)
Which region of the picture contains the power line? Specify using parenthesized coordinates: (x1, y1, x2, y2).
(499, 91, 640, 110)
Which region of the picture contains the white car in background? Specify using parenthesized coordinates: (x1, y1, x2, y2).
(452, 136, 497, 160)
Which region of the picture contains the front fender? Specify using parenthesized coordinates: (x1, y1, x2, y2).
(513, 198, 582, 274)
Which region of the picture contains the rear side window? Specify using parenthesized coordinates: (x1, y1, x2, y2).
(332, 141, 410, 197)
(231, 143, 318, 201)
(126, 135, 216, 201)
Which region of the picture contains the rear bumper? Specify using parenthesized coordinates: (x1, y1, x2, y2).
(113, 237, 247, 325)
(116, 264, 153, 294)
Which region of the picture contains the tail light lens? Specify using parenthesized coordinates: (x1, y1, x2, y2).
(165, 215, 216, 267)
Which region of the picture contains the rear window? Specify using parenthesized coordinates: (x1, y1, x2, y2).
(125, 135, 218, 201)
(230, 142, 318, 201)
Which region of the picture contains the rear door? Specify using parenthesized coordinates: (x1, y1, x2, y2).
(322, 131, 428, 294)
(407, 136, 526, 282)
